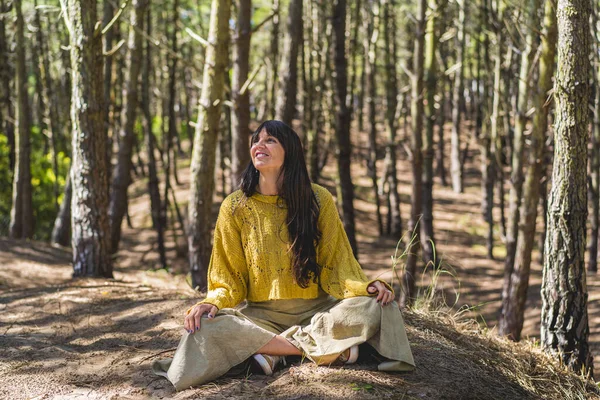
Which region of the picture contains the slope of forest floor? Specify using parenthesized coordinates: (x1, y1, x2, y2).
(2, 125, 600, 399)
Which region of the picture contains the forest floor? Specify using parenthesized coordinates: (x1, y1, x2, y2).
(2, 124, 600, 399)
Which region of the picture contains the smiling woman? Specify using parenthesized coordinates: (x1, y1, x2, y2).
(153, 120, 415, 390)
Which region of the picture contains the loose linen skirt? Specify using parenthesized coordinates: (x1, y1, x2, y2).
(153, 292, 415, 391)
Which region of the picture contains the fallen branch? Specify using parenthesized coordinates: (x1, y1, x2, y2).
(138, 347, 177, 364)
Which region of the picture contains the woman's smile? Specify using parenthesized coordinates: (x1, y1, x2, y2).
(251, 130, 285, 172)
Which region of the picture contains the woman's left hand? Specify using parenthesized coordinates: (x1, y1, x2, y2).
(367, 281, 394, 305)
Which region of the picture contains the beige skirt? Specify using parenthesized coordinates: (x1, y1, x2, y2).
(153, 292, 415, 391)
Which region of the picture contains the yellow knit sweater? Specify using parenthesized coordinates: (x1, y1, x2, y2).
(196, 184, 386, 310)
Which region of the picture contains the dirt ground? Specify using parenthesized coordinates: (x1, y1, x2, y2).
(2, 126, 600, 399)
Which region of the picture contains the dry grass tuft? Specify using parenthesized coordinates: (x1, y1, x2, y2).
(403, 307, 599, 400)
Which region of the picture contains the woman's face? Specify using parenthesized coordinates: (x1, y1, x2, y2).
(251, 129, 285, 174)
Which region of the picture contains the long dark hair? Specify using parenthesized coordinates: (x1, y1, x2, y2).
(240, 120, 322, 288)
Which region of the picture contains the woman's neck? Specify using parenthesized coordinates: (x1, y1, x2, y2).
(257, 171, 281, 195)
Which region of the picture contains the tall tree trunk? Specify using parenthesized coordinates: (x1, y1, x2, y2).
(499, 0, 555, 341)
(58, 23, 72, 155)
(305, 0, 321, 183)
(349, 0, 362, 125)
(436, 78, 448, 186)
(9, 0, 33, 239)
(450, 0, 466, 194)
(589, 1, 600, 273)
(539, 170, 549, 263)
(382, 0, 402, 237)
(422, 0, 444, 265)
(51, 172, 72, 246)
(109, 0, 148, 253)
(268, 0, 280, 119)
(102, 0, 115, 132)
(491, 2, 505, 242)
(182, 44, 194, 153)
(499, 0, 541, 339)
(366, 0, 383, 236)
(188, 0, 231, 291)
(102, 1, 117, 180)
(401, 0, 426, 307)
(540, 0, 593, 376)
(142, 10, 167, 270)
(501, 0, 541, 331)
(167, 0, 181, 187)
(31, 1, 45, 133)
(0, 0, 14, 171)
(318, 2, 333, 178)
(479, 0, 495, 260)
(358, 10, 367, 133)
(275, 0, 302, 125)
(61, 0, 112, 277)
(332, 0, 358, 255)
(231, 0, 252, 191)
(111, 25, 124, 150)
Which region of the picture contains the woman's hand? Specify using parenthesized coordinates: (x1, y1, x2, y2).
(184, 303, 218, 333)
(367, 281, 394, 305)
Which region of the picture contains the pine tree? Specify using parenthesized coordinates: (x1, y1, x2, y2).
(540, 0, 593, 375)
(60, 0, 112, 277)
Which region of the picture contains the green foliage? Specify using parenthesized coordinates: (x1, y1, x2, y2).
(0, 127, 70, 239)
(30, 144, 70, 241)
(151, 116, 164, 143)
(350, 382, 374, 392)
(179, 120, 191, 143)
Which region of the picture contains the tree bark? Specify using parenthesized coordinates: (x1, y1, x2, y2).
(401, 0, 426, 307)
(268, 0, 280, 119)
(589, 1, 600, 273)
(500, 0, 540, 334)
(450, 0, 466, 194)
(491, 2, 506, 243)
(382, 0, 402, 237)
(0, 0, 14, 172)
(305, 0, 322, 183)
(167, 0, 181, 187)
(275, 0, 302, 125)
(109, 0, 148, 253)
(479, 0, 494, 260)
(112, 25, 125, 155)
(60, 0, 112, 277)
(188, 0, 231, 291)
(436, 78, 448, 186)
(102, 0, 115, 134)
(366, 1, 383, 236)
(349, 0, 362, 125)
(142, 10, 167, 270)
(9, 0, 33, 239)
(499, 0, 554, 341)
(540, 0, 593, 376)
(31, 0, 45, 133)
(332, 0, 358, 256)
(231, 0, 252, 191)
(422, 0, 445, 265)
(57, 23, 72, 155)
(51, 172, 72, 247)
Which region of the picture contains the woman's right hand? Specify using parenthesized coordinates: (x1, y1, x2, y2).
(184, 303, 218, 333)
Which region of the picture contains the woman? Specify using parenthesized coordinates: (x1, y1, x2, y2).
(153, 120, 414, 390)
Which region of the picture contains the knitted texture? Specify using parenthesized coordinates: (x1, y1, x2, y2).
(196, 184, 384, 311)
